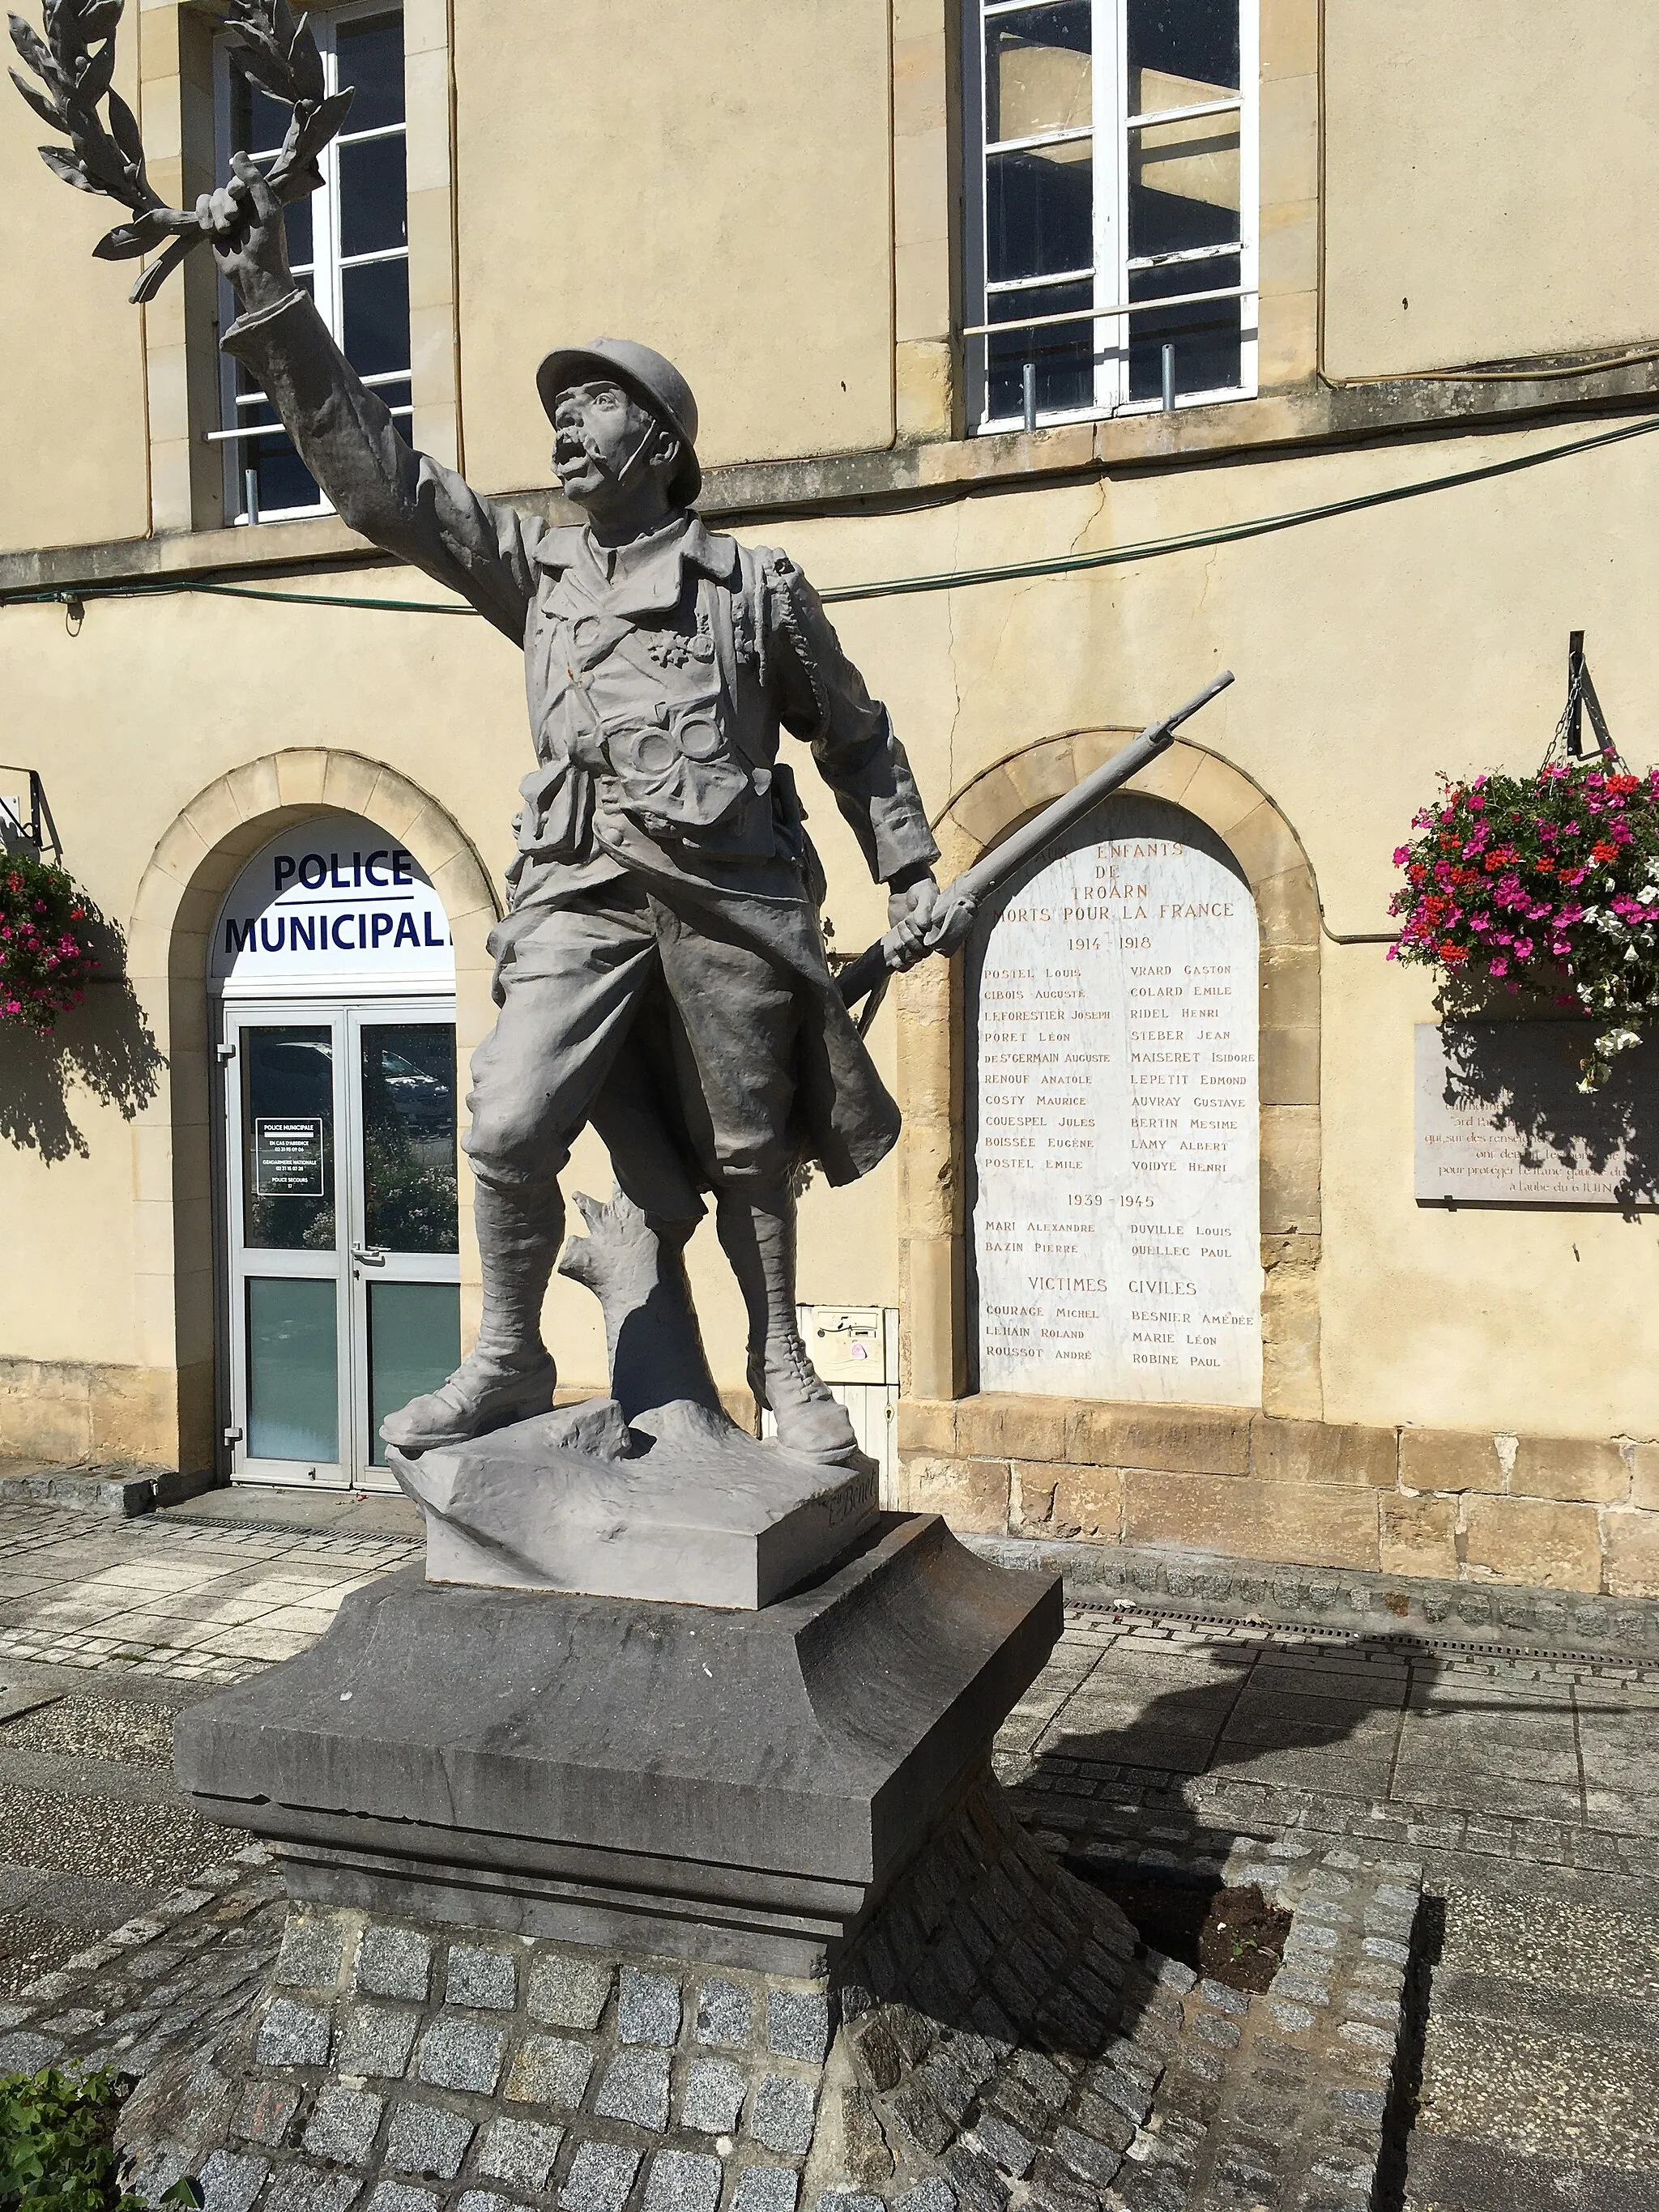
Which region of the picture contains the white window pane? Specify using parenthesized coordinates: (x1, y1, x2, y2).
(342, 257, 411, 377)
(230, 62, 289, 157)
(986, 279, 1096, 417)
(335, 11, 406, 130)
(1128, 253, 1243, 399)
(985, 2, 1092, 143)
(1128, 0, 1239, 113)
(987, 142, 1094, 283)
(339, 134, 408, 258)
(1129, 111, 1240, 258)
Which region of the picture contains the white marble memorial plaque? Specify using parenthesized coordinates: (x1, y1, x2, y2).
(971, 799, 1262, 1404)
(1414, 1022, 1659, 1205)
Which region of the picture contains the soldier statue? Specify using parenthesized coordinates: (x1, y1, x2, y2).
(203, 155, 971, 1464)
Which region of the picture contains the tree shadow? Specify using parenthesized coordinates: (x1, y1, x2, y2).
(1435, 1016, 1659, 1212)
(0, 913, 165, 1163)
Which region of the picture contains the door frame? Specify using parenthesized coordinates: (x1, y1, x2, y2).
(213, 988, 459, 1490)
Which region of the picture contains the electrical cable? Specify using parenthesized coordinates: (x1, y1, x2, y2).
(3, 407, 1658, 621)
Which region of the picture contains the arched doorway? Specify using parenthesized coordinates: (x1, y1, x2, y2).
(212, 812, 460, 1490)
(126, 749, 501, 1488)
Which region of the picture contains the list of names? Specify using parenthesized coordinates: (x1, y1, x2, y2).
(972, 814, 1263, 1404)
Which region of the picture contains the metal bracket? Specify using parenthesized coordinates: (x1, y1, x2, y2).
(0, 767, 62, 863)
(1563, 630, 1617, 760)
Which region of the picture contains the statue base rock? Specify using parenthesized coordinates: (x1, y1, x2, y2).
(174, 1514, 1061, 1976)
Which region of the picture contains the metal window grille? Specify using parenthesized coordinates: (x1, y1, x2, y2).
(962, 0, 1259, 434)
(213, 3, 411, 523)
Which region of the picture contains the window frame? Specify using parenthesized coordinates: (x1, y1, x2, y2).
(212, 0, 410, 525)
(962, 0, 1260, 436)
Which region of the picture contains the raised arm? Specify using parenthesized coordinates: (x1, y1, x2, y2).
(206, 155, 539, 642)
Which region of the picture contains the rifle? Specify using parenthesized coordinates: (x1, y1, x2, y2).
(836, 668, 1235, 1020)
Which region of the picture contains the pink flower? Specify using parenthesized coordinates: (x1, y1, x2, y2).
(1489, 958, 1508, 977)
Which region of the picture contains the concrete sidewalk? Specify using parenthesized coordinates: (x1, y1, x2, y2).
(0, 1497, 1650, 2206)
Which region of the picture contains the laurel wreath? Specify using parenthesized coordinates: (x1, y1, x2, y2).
(6, 0, 352, 303)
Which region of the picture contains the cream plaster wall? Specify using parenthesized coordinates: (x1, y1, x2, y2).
(0, 560, 902, 1404)
(1323, 0, 1659, 377)
(11, 406, 1659, 1442)
(0, 26, 149, 552)
(450, 0, 896, 494)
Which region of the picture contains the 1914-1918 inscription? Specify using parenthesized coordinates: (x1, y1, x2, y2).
(970, 798, 1263, 1405)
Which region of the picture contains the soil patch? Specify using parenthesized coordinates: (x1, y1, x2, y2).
(1068, 1862, 1290, 1994)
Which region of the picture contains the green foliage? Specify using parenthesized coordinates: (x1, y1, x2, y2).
(0, 850, 99, 1033)
(1390, 760, 1659, 1088)
(0, 2069, 199, 2211)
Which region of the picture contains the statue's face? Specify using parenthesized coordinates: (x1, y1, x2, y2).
(552, 377, 672, 508)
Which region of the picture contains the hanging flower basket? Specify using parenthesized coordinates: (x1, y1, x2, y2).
(0, 848, 99, 1031)
(1389, 760, 1659, 1089)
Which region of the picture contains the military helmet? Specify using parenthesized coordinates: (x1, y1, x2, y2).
(535, 337, 702, 505)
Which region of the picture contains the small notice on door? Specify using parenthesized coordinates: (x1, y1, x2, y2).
(254, 1117, 325, 1197)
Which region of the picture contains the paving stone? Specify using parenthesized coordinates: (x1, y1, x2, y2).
(750, 2073, 817, 2155)
(945, 2141, 1013, 2212)
(893, 2182, 955, 2212)
(1193, 2012, 1241, 2050)
(680, 2056, 747, 2133)
(506, 2031, 598, 2108)
(263, 2168, 363, 2212)
(529, 1954, 613, 2031)
(415, 2013, 507, 2094)
(275, 1916, 347, 1990)
(232, 2079, 300, 2147)
(1197, 1980, 1249, 2018)
(642, 2148, 723, 2212)
(256, 1997, 332, 2067)
(595, 2047, 672, 2129)
(367, 2187, 441, 2212)
(620, 1967, 683, 2048)
(695, 1977, 753, 2048)
(356, 1925, 433, 2002)
(338, 2002, 420, 2079)
(733, 2167, 802, 2212)
(972, 2110, 1036, 2177)
(302, 2083, 385, 2164)
(386, 2099, 477, 2178)
(766, 1989, 830, 2064)
(561, 2137, 643, 2212)
(476, 2116, 565, 2189)
(197, 2150, 268, 2212)
(446, 1945, 519, 2011)
(816, 2194, 884, 2212)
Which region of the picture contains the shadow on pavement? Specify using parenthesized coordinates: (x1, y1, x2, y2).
(1038, 1632, 1447, 1794)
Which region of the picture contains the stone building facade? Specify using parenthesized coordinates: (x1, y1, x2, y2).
(3, 0, 1659, 1595)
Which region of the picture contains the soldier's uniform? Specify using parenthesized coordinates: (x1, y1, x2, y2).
(224, 301, 938, 1451)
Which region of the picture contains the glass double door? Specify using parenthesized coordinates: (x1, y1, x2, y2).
(222, 999, 461, 1489)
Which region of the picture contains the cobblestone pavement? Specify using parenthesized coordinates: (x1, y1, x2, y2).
(999, 1604, 1659, 2210)
(0, 1497, 1652, 2206)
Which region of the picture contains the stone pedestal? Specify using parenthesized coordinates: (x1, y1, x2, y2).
(388, 1396, 880, 1610)
(174, 1515, 1061, 1976)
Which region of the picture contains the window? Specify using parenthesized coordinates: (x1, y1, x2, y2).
(962, 0, 1257, 432)
(215, 5, 410, 522)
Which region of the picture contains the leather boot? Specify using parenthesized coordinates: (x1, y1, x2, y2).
(716, 1182, 859, 1464)
(380, 1181, 561, 1451)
